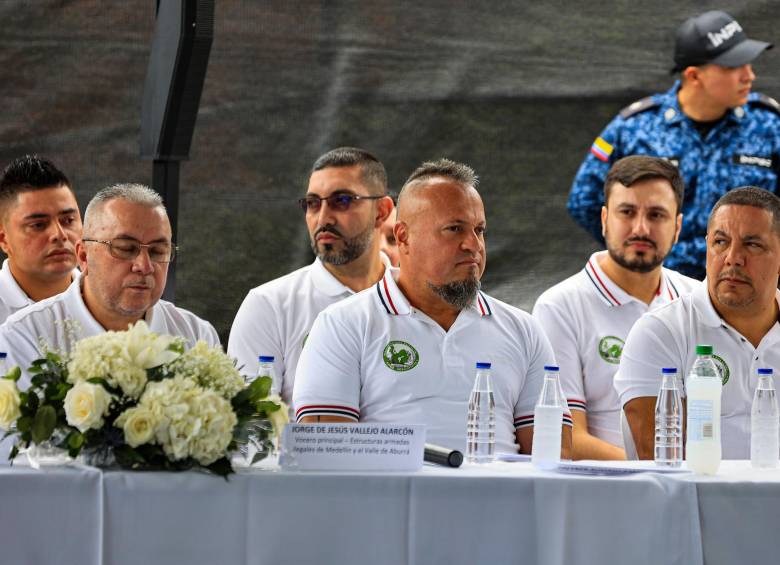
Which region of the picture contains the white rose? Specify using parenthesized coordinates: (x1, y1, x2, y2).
(64, 382, 111, 433)
(126, 320, 181, 368)
(115, 407, 157, 447)
(0, 379, 21, 430)
(110, 365, 148, 399)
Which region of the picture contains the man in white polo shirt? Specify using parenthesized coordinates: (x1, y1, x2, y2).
(0, 183, 218, 388)
(0, 155, 82, 323)
(228, 147, 393, 404)
(294, 159, 572, 454)
(615, 186, 780, 459)
(534, 156, 698, 460)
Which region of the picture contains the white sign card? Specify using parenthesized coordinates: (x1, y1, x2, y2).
(279, 423, 425, 471)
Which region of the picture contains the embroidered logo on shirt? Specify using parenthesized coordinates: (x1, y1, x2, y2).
(382, 341, 419, 372)
(713, 354, 730, 386)
(598, 336, 625, 365)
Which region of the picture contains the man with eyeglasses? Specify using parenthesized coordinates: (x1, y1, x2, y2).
(228, 147, 393, 406)
(0, 183, 218, 388)
(0, 155, 82, 324)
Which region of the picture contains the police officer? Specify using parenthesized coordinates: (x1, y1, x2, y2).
(568, 10, 780, 280)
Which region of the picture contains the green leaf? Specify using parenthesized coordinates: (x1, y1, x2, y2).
(26, 392, 40, 414)
(247, 376, 272, 402)
(16, 415, 32, 433)
(67, 431, 84, 450)
(255, 400, 281, 415)
(205, 456, 233, 479)
(31, 405, 57, 444)
(45, 351, 62, 365)
(251, 451, 269, 465)
(9, 445, 18, 463)
(50, 383, 70, 402)
(3, 366, 21, 382)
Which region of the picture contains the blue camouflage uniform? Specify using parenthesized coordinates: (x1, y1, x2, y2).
(567, 81, 780, 280)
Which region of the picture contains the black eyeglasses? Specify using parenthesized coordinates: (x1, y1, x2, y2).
(82, 238, 177, 263)
(297, 194, 385, 213)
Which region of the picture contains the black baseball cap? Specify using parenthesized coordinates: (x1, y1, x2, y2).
(671, 10, 772, 73)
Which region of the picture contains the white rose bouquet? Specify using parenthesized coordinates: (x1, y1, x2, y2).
(1, 321, 286, 477)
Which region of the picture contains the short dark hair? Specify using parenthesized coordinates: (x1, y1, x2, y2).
(708, 186, 780, 237)
(604, 156, 684, 213)
(311, 147, 387, 196)
(0, 155, 72, 218)
(402, 158, 478, 190)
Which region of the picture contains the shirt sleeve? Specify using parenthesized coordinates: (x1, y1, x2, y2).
(532, 297, 586, 414)
(614, 311, 685, 407)
(513, 315, 572, 430)
(0, 322, 45, 391)
(567, 117, 623, 244)
(227, 290, 285, 392)
(292, 306, 362, 422)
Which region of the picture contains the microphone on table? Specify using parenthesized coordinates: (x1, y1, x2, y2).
(424, 443, 463, 468)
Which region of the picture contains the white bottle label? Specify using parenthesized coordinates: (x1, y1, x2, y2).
(688, 399, 714, 441)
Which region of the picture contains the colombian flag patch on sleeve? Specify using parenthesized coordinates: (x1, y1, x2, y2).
(590, 137, 613, 162)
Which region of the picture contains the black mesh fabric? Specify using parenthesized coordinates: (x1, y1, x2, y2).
(2, 1, 779, 342)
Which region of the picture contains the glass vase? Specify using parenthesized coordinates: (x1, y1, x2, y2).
(232, 417, 277, 470)
(25, 429, 71, 469)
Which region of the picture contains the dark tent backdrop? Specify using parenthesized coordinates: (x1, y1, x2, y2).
(2, 1, 779, 343)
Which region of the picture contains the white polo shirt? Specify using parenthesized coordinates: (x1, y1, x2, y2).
(0, 259, 80, 324)
(293, 268, 570, 454)
(533, 251, 698, 446)
(614, 282, 780, 459)
(228, 255, 388, 405)
(0, 277, 219, 390)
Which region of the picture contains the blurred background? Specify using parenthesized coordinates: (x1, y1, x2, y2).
(2, 0, 778, 343)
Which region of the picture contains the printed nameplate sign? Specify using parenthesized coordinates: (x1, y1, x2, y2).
(279, 423, 425, 471)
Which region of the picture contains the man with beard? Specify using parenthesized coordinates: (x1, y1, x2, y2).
(534, 156, 697, 460)
(0, 155, 82, 323)
(567, 10, 780, 280)
(0, 183, 219, 388)
(228, 147, 393, 405)
(294, 159, 572, 455)
(616, 187, 780, 460)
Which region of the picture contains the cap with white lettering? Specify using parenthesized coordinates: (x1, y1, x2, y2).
(671, 10, 772, 73)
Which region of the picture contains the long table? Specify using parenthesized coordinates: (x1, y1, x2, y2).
(1, 460, 778, 565)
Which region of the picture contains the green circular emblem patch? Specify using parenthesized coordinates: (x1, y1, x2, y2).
(598, 336, 625, 365)
(712, 354, 730, 386)
(383, 340, 419, 372)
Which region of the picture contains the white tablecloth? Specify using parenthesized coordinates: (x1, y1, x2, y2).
(1, 460, 778, 565)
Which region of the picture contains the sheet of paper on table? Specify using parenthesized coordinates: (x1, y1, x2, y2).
(496, 453, 692, 475)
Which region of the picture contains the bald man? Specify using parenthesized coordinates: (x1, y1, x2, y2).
(293, 159, 572, 455)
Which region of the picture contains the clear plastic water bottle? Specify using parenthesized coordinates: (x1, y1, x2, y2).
(249, 355, 275, 385)
(751, 368, 779, 469)
(685, 345, 722, 475)
(466, 362, 496, 464)
(532, 365, 564, 470)
(655, 367, 682, 467)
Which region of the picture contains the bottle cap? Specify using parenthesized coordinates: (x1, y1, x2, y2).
(258, 355, 274, 363)
(695, 344, 713, 355)
(758, 368, 774, 375)
(475, 362, 491, 369)
(0, 352, 6, 359)
(662, 367, 678, 374)
(543, 365, 560, 372)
